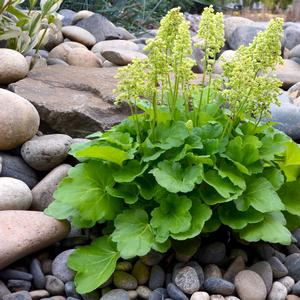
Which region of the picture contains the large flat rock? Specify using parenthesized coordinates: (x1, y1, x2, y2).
(9, 65, 130, 137)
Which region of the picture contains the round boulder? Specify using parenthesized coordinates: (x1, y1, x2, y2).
(0, 89, 39, 150)
(48, 42, 87, 62)
(0, 49, 29, 85)
(0, 177, 32, 210)
(67, 48, 102, 67)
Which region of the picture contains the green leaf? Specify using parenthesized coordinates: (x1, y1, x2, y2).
(112, 209, 154, 259)
(171, 199, 212, 240)
(202, 210, 221, 233)
(278, 180, 300, 215)
(100, 131, 133, 150)
(150, 160, 203, 193)
(218, 202, 264, 230)
(68, 237, 120, 293)
(151, 194, 192, 242)
(235, 177, 284, 213)
(45, 161, 123, 225)
(260, 132, 289, 160)
(136, 176, 156, 200)
(113, 160, 148, 183)
(106, 183, 139, 204)
(152, 239, 171, 253)
(262, 167, 284, 191)
(203, 169, 242, 198)
(216, 160, 246, 190)
(239, 212, 292, 245)
(172, 237, 201, 258)
(75, 145, 130, 166)
(284, 141, 300, 166)
(284, 211, 300, 231)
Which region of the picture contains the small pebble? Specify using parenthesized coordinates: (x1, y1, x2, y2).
(100, 289, 129, 300)
(132, 260, 149, 285)
(136, 286, 151, 299)
(3, 291, 31, 300)
(174, 266, 200, 294)
(0, 269, 33, 281)
(41, 260, 52, 275)
(128, 290, 138, 300)
(149, 265, 165, 290)
(149, 288, 168, 300)
(186, 262, 204, 287)
(268, 256, 288, 278)
(284, 253, 300, 281)
(45, 275, 65, 295)
(287, 296, 300, 300)
(116, 262, 132, 272)
(204, 265, 222, 279)
(223, 256, 245, 283)
(203, 278, 235, 296)
(249, 261, 273, 293)
(190, 291, 209, 300)
(224, 297, 240, 300)
(267, 281, 287, 300)
(30, 259, 46, 289)
(52, 250, 75, 283)
(167, 283, 189, 300)
(30, 290, 50, 300)
(278, 276, 295, 293)
(7, 280, 31, 292)
(0, 280, 11, 298)
(113, 271, 138, 290)
(65, 281, 81, 298)
(141, 251, 164, 266)
(210, 296, 225, 300)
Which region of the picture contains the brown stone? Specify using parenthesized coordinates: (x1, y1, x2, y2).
(61, 26, 96, 47)
(9, 65, 129, 137)
(67, 48, 102, 67)
(275, 59, 300, 90)
(0, 211, 69, 269)
(102, 49, 147, 66)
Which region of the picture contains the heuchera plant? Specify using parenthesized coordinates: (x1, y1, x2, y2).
(46, 6, 300, 293)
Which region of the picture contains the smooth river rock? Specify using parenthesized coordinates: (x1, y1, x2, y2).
(0, 177, 32, 210)
(0, 211, 69, 269)
(21, 134, 72, 171)
(31, 164, 71, 211)
(61, 26, 96, 47)
(102, 49, 147, 66)
(91, 40, 139, 55)
(0, 49, 29, 85)
(0, 89, 40, 150)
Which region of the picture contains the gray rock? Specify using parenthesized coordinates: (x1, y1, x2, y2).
(59, 9, 76, 26)
(228, 25, 264, 50)
(149, 288, 167, 300)
(267, 281, 287, 300)
(167, 283, 188, 300)
(291, 57, 300, 65)
(186, 261, 204, 287)
(64, 281, 80, 299)
(0, 153, 39, 188)
(292, 280, 300, 296)
(3, 291, 32, 300)
(235, 270, 267, 300)
(289, 44, 300, 59)
(100, 289, 129, 300)
(102, 49, 147, 66)
(174, 266, 200, 294)
(61, 26, 96, 47)
(30, 259, 46, 289)
(223, 256, 245, 283)
(52, 250, 75, 283)
(223, 16, 255, 41)
(196, 242, 226, 265)
(210, 296, 225, 300)
(21, 134, 72, 171)
(9, 65, 130, 138)
(0, 177, 32, 210)
(47, 58, 69, 66)
(268, 256, 288, 278)
(76, 14, 121, 42)
(31, 164, 71, 211)
(249, 261, 273, 293)
(285, 253, 300, 281)
(141, 251, 164, 266)
(294, 229, 300, 247)
(203, 278, 235, 296)
(274, 59, 300, 90)
(113, 271, 137, 290)
(0, 270, 33, 281)
(149, 265, 165, 290)
(7, 280, 31, 292)
(256, 243, 276, 260)
(278, 276, 294, 293)
(284, 25, 300, 50)
(45, 275, 65, 295)
(0, 280, 11, 299)
(81, 291, 101, 300)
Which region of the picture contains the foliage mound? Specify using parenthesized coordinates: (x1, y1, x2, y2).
(46, 6, 300, 293)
